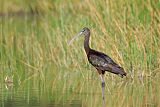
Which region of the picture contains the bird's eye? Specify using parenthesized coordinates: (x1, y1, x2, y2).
(81, 29, 85, 32)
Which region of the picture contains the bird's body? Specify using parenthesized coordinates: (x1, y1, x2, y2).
(87, 49, 126, 77)
(69, 27, 126, 107)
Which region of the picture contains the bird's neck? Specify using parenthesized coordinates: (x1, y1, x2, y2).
(84, 33, 90, 55)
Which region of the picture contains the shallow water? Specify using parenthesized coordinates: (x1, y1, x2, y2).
(1, 75, 160, 107)
(0, 84, 82, 107)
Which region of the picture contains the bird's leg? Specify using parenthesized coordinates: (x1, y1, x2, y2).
(100, 74, 105, 99)
(100, 74, 105, 107)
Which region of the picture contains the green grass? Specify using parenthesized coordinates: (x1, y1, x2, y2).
(0, 0, 160, 107)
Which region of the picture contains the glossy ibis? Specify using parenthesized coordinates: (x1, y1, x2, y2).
(69, 27, 126, 106)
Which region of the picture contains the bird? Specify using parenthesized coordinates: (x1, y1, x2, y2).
(68, 27, 126, 106)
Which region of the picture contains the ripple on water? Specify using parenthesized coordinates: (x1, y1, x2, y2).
(0, 88, 82, 107)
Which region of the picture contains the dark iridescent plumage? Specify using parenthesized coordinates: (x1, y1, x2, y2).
(88, 49, 126, 77)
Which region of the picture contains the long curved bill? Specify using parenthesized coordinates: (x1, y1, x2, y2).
(68, 31, 83, 45)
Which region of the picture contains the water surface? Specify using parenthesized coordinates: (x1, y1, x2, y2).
(0, 84, 82, 107)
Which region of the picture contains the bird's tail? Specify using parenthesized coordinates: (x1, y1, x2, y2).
(110, 65, 126, 78)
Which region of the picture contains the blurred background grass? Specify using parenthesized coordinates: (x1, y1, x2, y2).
(0, 0, 160, 107)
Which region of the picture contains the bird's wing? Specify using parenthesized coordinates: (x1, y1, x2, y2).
(88, 54, 125, 75)
(88, 54, 111, 71)
(88, 49, 126, 76)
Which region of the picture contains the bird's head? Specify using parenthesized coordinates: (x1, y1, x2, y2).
(80, 27, 90, 36)
(68, 27, 90, 45)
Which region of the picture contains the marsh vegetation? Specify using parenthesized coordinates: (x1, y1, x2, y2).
(0, 0, 160, 107)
